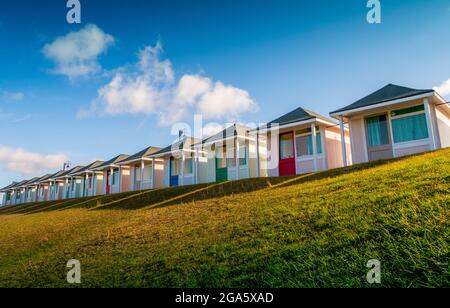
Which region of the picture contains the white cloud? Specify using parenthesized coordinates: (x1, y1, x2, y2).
(0, 145, 68, 176)
(97, 73, 163, 115)
(175, 75, 212, 105)
(433, 78, 450, 98)
(81, 41, 258, 125)
(197, 81, 258, 120)
(43, 24, 115, 79)
(0, 90, 25, 102)
(159, 75, 212, 125)
(202, 123, 226, 137)
(138, 42, 174, 84)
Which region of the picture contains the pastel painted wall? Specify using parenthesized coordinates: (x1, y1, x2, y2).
(154, 160, 165, 188)
(94, 173, 104, 196)
(196, 155, 209, 184)
(163, 157, 170, 187)
(348, 117, 367, 165)
(435, 105, 450, 148)
(394, 143, 431, 157)
(121, 167, 130, 192)
(266, 131, 279, 177)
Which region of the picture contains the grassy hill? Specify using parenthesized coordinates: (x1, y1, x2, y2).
(0, 149, 449, 288)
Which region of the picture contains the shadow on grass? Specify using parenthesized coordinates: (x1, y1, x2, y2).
(0, 200, 63, 215)
(97, 150, 442, 212)
(2, 148, 447, 216)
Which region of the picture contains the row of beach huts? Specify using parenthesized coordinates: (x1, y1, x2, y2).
(1, 84, 450, 206)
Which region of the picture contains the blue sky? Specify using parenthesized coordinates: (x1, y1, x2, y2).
(0, 0, 450, 189)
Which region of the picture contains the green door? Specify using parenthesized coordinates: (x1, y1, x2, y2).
(215, 146, 228, 182)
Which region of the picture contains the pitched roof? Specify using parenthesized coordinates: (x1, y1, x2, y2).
(19, 177, 41, 187)
(8, 180, 28, 190)
(71, 161, 105, 175)
(48, 170, 67, 180)
(0, 182, 19, 192)
(59, 166, 85, 178)
(35, 174, 54, 184)
(118, 146, 161, 164)
(26, 174, 52, 185)
(201, 124, 250, 145)
(150, 137, 199, 157)
(93, 154, 130, 170)
(331, 84, 434, 115)
(265, 107, 335, 128)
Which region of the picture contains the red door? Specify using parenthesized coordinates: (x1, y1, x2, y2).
(279, 132, 296, 176)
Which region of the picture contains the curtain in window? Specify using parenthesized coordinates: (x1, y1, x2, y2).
(143, 165, 151, 180)
(170, 159, 180, 176)
(135, 166, 141, 181)
(295, 134, 322, 156)
(184, 158, 193, 174)
(367, 115, 389, 147)
(307, 135, 314, 155)
(392, 114, 428, 143)
(227, 145, 236, 167)
(316, 133, 323, 154)
(112, 171, 119, 185)
(239, 143, 247, 166)
(280, 134, 294, 159)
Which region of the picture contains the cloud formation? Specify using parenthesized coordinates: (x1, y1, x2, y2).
(0, 145, 68, 176)
(43, 24, 115, 79)
(79, 41, 258, 125)
(433, 78, 450, 98)
(0, 90, 25, 102)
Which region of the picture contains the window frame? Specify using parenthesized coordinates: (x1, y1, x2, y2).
(294, 126, 323, 159)
(170, 158, 180, 176)
(112, 169, 119, 186)
(238, 139, 248, 166)
(279, 132, 295, 160)
(184, 153, 194, 176)
(365, 114, 390, 148)
(390, 104, 429, 145)
(143, 163, 152, 181)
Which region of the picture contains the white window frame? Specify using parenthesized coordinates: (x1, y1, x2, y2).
(238, 139, 248, 167)
(183, 154, 194, 177)
(294, 126, 324, 160)
(390, 105, 430, 146)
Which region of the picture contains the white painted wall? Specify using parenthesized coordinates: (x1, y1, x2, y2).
(435, 105, 450, 148)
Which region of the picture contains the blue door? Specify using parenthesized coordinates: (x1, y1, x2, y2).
(170, 157, 179, 187)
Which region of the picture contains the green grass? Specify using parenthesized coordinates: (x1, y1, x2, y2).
(0, 149, 449, 288)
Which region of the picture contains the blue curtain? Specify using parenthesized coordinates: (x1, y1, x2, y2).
(186, 159, 193, 174)
(304, 134, 322, 155)
(392, 114, 429, 143)
(367, 117, 382, 146)
(307, 135, 313, 155)
(367, 116, 389, 147)
(316, 133, 323, 154)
